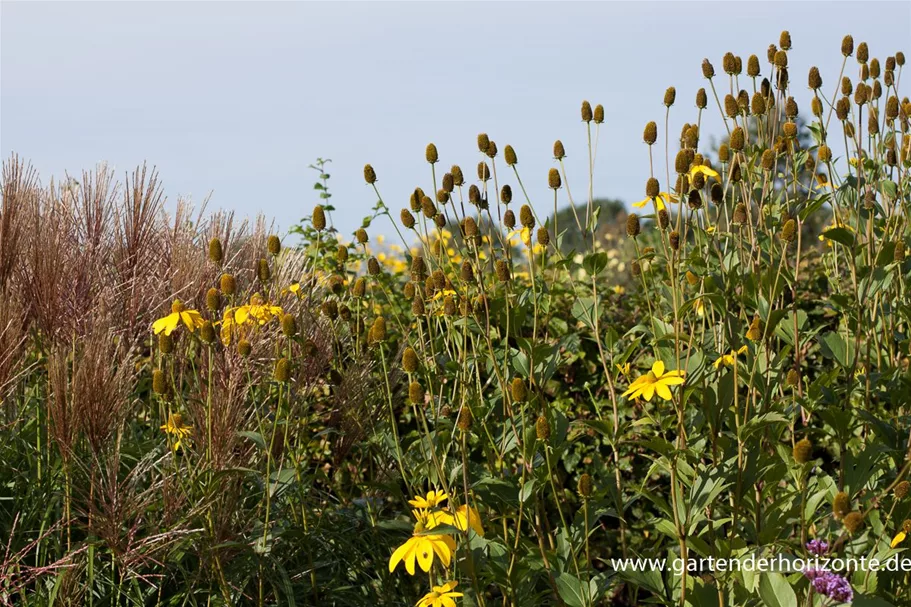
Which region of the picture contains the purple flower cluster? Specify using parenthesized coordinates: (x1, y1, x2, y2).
(804, 566, 853, 604)
(806, 539, 829, 556)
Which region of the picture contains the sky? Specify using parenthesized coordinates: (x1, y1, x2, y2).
(2, 1, 910, 240)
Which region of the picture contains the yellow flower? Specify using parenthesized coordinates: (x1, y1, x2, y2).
(632, 192, 678, 212)
(891, 531, 906, 548)
(814, 173, 831, 190)
(714, 345, 748, 369)
(622, 361, 685, 402)
(616, 362, 631, 377)
(612, 285, 626, 295)
(689, 165, 719, 180)
(152, 300, 205, 335)
(694, 298, 706, 317)
(160, 412, 192, 451)
(220, 295, 284, 344)
(388, 521, 456, 575)
(416, 581, 463, 607)
(436, 504, 484, 537)
(409, 490, 448, 509)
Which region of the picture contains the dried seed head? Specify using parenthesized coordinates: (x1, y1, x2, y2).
(553, 140, 566, 159)
(364, 164, 377, 184)
(504, 145, 518, 166)
(581, 100, 593, 122)
(547, 168, 562, 190)
(897, 51, 906, 66)
(836, 97, 850, 120)
(236, 339, 252, 357)
(279, 313, 297, 337)
(842, 76, 853, 96)
(843, 511, 864, 534)
(495, 259, 511, 282)
(199, 320, 216, 344)
(400, 209, 417, 230)
(669, 230, 680, 251)
(336, 244, 349, 264)
(355, 228, 369, 244)
(219, 273, 236, 296)
(158, 332, 174, 355)
(733, 203, 748, 224)
(578, 473, 593, 498)
(411, 295, 425, 316)
(463, 216, 478, 239)
(537, 227, 550, 246)
(887, 56, 896, 71)
(411, 256, 427, 281)
(457, 407, 473, 432)
(761, 77, 771, 97)
(450, 165, 464, 186)
(206, 288, 221, 311)
(535, 414, 551, 441)
(421, 196, 437, 218)
(265, 235, 281, 257)
(409, 381, 424, 404)
(751, 92, 767, 115)
(321, 300, 338, 319)
(688, 189, 703, 209)
(785, 96, 798, 118)
(811, 96, 823, 117)
(645, 178, 660, 200)
(787, 369, 800, 387)
(436, 189, 449, 204)
(152, 369, 167, 395)
(702, 58, 715, 79)
(366, 257, 380, 276)
(208, 237, 224, 263)
(695, 88, 708, 109)
(783, 121, 798, 139)
(654, 208, 668, 230)
(685, 126, 699, 149)
(594, 104, 604, 123)
(872, 80, 882, 100)
(258, 258, 271, 282)
(747, 54, 760, 77)
(857, 42, 868, 64)
(520, 205, 535, 228)
(779, 30, 792, 50)
(409, 188, 424, 212)
(781, 218, 797, 243)
(767, 44, 778, 64)
(724, 94, 739, 118)
(352, 277, 366, 298)
(870, 57, 881, 79)
(477, 133, 490, 154)
(402, 347, 419, 374)
(500, 184, 513, 205)
(626, 214, 641, 237)
(486, 140, 498, 158)
(895, 481, 911, 499)
(793, 438, 812, 464)
(468, 184, 481, 205)
(631, 260, 641, 277)
(854, 83, 869, 106)
(403, 282, 415, 300)
(478, 161, 490, 181)
(895, 241, 906, 263)
(761, 149, 776, 171)
(730, 161, 742, 182)
(730, 127, 745, 151)
(442, 295, 457, 316)
(371, 316, 386, 342)
(776, 67, 789, 90)
(503, 209, 516, 229)
(818, 144, 832, 163)
(664, 87, 676, 106)
(718, 143, 730, 163)
(274, 358, 291, 382)
(644, 121, 658, 145)
(710, 183, 723, 204)
(723, 52, 737, 75)
(737, 90, 749, 113)
(425, 143, 439, 164)
(312, 205, 327, 231)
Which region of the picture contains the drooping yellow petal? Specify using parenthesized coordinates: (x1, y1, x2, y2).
(655, 382, 673, 401)
(632, 197, 650, 209)
(641, 383, 656, 402)
(152, 313, 180, 335)
(389, 538, 414, 573)
(892, 531, 907, 548)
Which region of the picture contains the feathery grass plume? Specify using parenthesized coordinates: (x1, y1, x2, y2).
(412, 295, 426, 316)
(730, 127, 745, 151)
(312, 205, 327, 231)
(723, 52, 737, 75)
(793, 438, 812, 463)
(400, 209, 416, 229)
(733, 203, 748, 225)
(367, 257, 380, 276)
(200, 321, 216, 343)
(274, 358, 291, 382)
(152, 369, 167, 395)
(257, 258, 271, 282)
(643, 121, 658, 145)
(460, 261, 474, 283)
(457, 407, 473, 432)
(486, 140, 498, 158)
(535, 414, 551, 441)
(747, 54, 760, 77)
(548, 167, 562, 190)
(477, 133, 490, 154)
(581, 100, 593, 122)
(626, 214, 641, 238)
(663, 87, 676, 106)
(537, 227, 550, 246)
(409, 381, 424, 404)
(895, 241, 906, 263)
(553, 140, 566, 160)
(206, 288, 221, 311)
(495, 260, 511, 282)
(504, 145, 518, 166)
(896, 481, 911, 499)
(843, 512, 864, 534)
(503, 209, 516, 229)
(594, 104, 604, 123)
(511, 377, 528, 401)
(436, 189, 449, 204)
(355, 228, 369, 244)
(208, 237, 224, 263)
(421, 196, 437, 218)
(237, 339, 252, 357)
(701, 59, 714, 79)
(478, 162, 491, 181)
(468, 185, 481, 205)
(500, 185, 512, 204)
(696, 88, 708, 109)
(669, 231, 680, 251)
(158, 332, 173, 355)
(337, 244, 349, 263)
(352, 277, 366, 298)
(425, 143, 439, 164)
(402, 347, 419, 373)
(857, 42, 869, 64)
(410, 188, 424, 212)
(364, 164, 377, 184)
(442, 172, 454, 193)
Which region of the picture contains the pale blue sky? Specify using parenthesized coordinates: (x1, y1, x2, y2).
(2, 2, 909, 239)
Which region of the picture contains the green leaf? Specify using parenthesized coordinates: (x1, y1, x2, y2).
(819, 331, 856, 368)
(758, 572, 798, 607)
(821, 226, 855, 248)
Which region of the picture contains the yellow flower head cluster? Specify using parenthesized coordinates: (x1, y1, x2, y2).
(160, 412, 192, 451)
(416, 581, 463, 607)
(221, 294, 283, 344)
(632, 192, 680, 212)
(622, 361, 685, 402)
(152, 300, 205, 336)
(714, 345, 749, 369)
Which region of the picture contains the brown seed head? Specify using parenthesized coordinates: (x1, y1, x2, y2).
(644, 121, 658, 145)
(594, 104, 604, 123)
(206, 288, 221, 311)
(409, 381, 425, 404)
(793, 438, 813, 464)
(504, 145, 518, 166)
(503, 209, 516, 229)
(364, 164, 377, 184)
(537, 227, 550, 246)
(274, 358, 291, 382)
(702, 58, 715, 79)
(208, 237, 224, 263)
(457, 407, 473, 432)
(730, 127, 745, 151)
(747, 54, 760, 77)
(158, 333, 173, 355)
(425, 143, 439, 163)
(581, 100, 593, 122)
(152, 369, 167, 395)
(495, 260, 511, 282)
(896, 481, 911, 499)
(626, 214, 641, 238)
(781, 218, 797, 243)
(258, 258, 271, 282)
(553, 140, 566, 159)
(520, 205, 535, 228)
(548, 168, 561, 189)
(478, 161, 490, 181)
(843, 511, 864, 534)
(664, 87, 676, 106)
(857, 42, 868, 64)
(578, 473, 593, 498)
(477, 133, 490, 153)
(536, 414, 551, 441)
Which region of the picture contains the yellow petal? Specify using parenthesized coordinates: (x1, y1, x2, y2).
(892, 532, 906, 548)
(659, 376, 685, 386)
(632, 197, 650, 209)
(389, 539, 413, 573)
(416, 539, 434, 572)
(652, 360, 665, 377)
(641, 383, 656, 402)
(655, 382, 673, 401)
